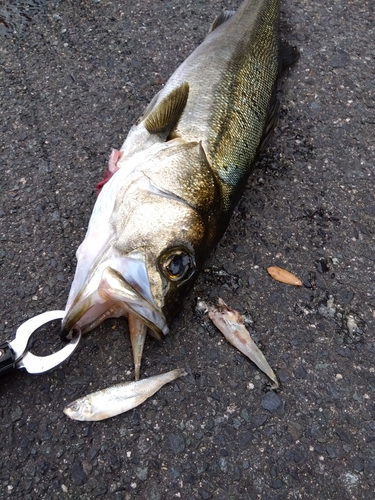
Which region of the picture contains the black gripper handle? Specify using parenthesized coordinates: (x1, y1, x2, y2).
(0, 342, 16, 376)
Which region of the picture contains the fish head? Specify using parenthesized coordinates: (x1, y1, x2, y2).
(111, 191, 207, 328)
(63, 398, 93, 421)
(61, 139, 221, 341)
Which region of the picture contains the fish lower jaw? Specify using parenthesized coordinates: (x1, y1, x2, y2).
(65, 298, 168, 338)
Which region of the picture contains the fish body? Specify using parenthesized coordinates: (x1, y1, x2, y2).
(64, 368, 186, 421)
(62, 0, 298, 374)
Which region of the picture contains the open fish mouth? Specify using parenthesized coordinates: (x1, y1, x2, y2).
(62, 266, 168, 337)
(61, 252, 169, 379)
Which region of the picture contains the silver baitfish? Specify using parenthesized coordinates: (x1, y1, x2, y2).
(64, 368, 187, 421)
(207, 299, 279, 388)
(61, 0, 298, 378)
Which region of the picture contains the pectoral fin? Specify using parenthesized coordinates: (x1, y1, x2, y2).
(143, 82, 189, 135)
(257, 95, 279, 155)
(280, 41, 300, 72)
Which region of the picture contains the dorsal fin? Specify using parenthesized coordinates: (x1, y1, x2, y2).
(208, 10, 236, 34)
(144, 82, 189, 135)
(136, 90, 161, 125)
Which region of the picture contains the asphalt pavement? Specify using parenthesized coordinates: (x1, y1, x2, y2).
(0, 0, 374, 499)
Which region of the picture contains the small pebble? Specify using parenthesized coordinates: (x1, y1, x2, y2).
(261, 391, 282, 413)
(168, 433, 185, 455)
(11, 405, 23, 422)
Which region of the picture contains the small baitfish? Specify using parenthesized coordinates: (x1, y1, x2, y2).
(207, 299, 279, 388)
(64, 368, 187, 421)
(61, 0, 298, 378)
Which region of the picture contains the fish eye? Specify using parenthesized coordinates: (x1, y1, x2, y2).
(161, 250, 195, 282)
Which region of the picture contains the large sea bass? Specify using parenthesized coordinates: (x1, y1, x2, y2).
(61, 0, 298, 378)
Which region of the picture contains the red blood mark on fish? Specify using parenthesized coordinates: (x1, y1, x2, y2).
(95, 149, 123, 196)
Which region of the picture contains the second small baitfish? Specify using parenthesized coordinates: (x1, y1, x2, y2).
(61, 0, 298, 378)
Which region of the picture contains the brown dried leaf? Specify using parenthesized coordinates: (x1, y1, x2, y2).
(267, 266, 302, 286)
